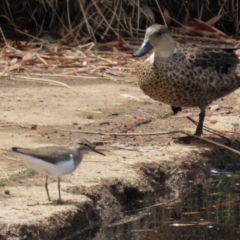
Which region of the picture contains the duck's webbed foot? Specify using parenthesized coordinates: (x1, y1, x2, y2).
(174, 108, 206, 144)
(171, 106, 182, 115)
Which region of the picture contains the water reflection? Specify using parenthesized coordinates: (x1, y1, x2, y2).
(72, 173, 240, 240)
(64, 171, 240, 240)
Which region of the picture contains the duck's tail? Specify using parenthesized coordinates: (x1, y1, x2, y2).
(235, 62, 240, 78)
(213, 64, 240, 100)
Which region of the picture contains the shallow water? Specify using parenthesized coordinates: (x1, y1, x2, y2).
(67, 173, 240, 240)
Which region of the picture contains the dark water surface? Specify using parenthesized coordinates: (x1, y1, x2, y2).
(66, 173, 240, 240)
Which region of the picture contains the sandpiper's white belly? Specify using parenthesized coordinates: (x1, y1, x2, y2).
(17, 154, 76, 178)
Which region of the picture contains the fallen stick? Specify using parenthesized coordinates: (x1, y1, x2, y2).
(8, 75, 78, 94)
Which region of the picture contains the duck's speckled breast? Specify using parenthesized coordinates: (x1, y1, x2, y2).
(137, 53, 236, 108)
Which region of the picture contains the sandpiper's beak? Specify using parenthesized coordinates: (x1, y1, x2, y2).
(133, 41, 153, 57)
(91, 146, 106, 156)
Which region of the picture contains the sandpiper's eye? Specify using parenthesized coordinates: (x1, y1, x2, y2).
(83, 142, 89, 147)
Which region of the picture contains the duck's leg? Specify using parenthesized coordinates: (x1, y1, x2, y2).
(171, 106, 182, 115)
(195, 108, 206, 136)
(175, 108, 206, 143)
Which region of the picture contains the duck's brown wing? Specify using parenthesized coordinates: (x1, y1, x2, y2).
(186, 47, 239, 73)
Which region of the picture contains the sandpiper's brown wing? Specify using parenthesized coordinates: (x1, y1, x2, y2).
(12, 146, 73, 164)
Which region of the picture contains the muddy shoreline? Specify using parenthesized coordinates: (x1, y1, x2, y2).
(0, 153, 214, 240)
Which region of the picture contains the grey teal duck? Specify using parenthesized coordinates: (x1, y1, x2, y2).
(133, 24, 240, 137)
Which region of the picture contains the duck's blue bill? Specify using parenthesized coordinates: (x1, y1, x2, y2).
(133, 41, 153, 57)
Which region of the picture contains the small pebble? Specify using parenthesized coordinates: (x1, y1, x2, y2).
(4, 190, 10, 195)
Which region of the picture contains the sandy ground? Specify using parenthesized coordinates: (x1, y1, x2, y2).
(0, 75, 240, 238)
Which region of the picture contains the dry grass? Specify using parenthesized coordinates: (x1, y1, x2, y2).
(0, 0, 238, 84)
(0, 0, 239, 45)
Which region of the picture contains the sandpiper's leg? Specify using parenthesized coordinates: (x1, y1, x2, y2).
(195, 109, 205, 136)
(171, 106, 182, 115)
(57, 177, 62, 203)
(45, 175, 51, 201)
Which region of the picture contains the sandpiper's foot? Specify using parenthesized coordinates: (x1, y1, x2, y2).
(52, 199, 64, 204)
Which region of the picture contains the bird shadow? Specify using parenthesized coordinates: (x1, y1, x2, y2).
(27, 198, 86, 206)
(173, 135, 234, 148)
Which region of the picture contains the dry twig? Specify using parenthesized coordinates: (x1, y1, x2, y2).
(53, 128, 240, 157)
